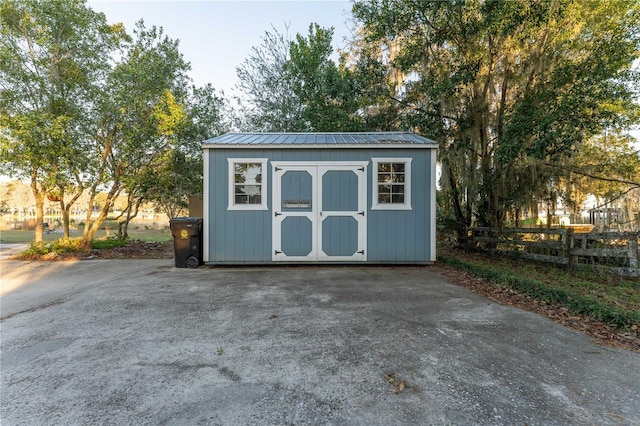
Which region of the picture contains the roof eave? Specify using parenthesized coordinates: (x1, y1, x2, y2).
(202, 143, 438, 150)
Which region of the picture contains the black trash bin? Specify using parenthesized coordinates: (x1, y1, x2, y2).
(169, 217, 203, 268)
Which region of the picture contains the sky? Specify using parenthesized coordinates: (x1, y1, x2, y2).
(87, 0, 355, 96)
(87, 1, 639, 145)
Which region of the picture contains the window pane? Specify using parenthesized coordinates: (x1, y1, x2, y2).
(378, 163, 391, 173)
(392, 184, 405, 195)
(244, 173, 260, 185)
(378, 184, 391, 194)
(392, 193, 405, 203)
(235, 184, 262, 204)
(391, 173, 404, 183)
(392, 163, 405, 173)
(378, 193, 391, 204)
(378, 173, 391, 183)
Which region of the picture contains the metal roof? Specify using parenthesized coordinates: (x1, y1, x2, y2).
(202, 132, 438, 149)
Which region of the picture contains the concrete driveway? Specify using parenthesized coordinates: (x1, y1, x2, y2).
(1, 259, 639, 425)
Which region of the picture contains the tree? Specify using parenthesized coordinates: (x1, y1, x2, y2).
(143, 84, 229, 219)
(0, 0, 122, 244)
(556, 131, 640, 228)
(234, 25, 307, 132)
(235, 23, 395, 133)
(286, 23, 397, 132)
(81, 21, 191, 243)
(285, 24, 357, 131)
(353, 0, 640, 240)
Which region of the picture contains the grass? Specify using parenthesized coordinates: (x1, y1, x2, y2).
(439, 246, 640, 330)
(1, 225, 173, 259)
(0, 226, 172, 244)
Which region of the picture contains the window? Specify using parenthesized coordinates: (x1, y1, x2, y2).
(228, 158, 268, 210)
(372, 158, 412, 210)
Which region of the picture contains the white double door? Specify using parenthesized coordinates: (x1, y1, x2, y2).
(272, 162, 367, 261)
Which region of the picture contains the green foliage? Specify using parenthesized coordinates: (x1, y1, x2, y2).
(439, 254, 640, 329)
(286, 23, 397, 132)
(352, 0, 640, 234)
(1, 2, 226, 245)
(17, 236, 127, 258)
(91, 238, 128, 250)
(234, 26, 307, 132)
(21, 238, 84, 257)
(142, 84, 227, 219)
(236, 23, 397, 132)
(0, 0, 124, 243)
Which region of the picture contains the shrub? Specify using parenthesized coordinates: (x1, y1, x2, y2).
(21, 238, 84, 257)
(91, 238, 128, 250)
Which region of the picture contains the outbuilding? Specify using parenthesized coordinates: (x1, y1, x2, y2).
(202, 132, 438, 264)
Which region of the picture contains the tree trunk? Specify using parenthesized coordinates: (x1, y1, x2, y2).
(30, 175, 46, 246)
(83, 183, 120, 245)
(59, 198, 70, 239)
(119, 194, 144, 240)
(444, 162, 468, 245)
(83, 185, 98, 238)
(58, 182, 84, 239)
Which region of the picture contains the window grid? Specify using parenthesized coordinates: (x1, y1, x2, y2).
(377, 162, 406, 204)
(372, 158, 411, 210)
(234, 162, 263, 205)
(228, 158, 268, 210)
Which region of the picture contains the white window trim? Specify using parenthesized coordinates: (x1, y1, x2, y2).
(227, 158, 268, 210)
(371, 157, 412, 210)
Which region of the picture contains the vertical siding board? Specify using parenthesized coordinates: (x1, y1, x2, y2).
(206, 145, 435, 263)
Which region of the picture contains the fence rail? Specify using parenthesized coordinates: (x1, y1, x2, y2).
(469, 227, 639, 276)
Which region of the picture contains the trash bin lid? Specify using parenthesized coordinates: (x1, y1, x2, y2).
(169, 217, 202, 225)
(170, 217, 202, 224)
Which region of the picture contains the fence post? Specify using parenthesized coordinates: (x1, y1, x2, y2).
(629, 237, 638, 269)
(566, 228, 575, 268)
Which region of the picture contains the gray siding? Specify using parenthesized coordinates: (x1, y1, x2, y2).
(322, 170, 358, 211)
(206, 148, 435, 263)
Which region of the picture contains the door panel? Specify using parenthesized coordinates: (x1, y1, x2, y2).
(273, 162, 366, 262)
(321, 170, 358, 212)
(281, 216, 313, 256)
(321, 216, 358, 257)
(281, 170, 313, 212)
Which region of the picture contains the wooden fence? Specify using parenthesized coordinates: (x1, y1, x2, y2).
(469, 227, 639, 276)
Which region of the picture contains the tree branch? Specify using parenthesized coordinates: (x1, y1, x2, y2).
(588, 186, 639, 212)
(543, 162, 640, 188)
